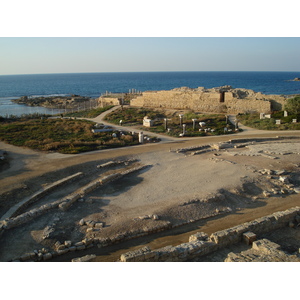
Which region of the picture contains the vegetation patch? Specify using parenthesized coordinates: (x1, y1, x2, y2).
(104, 107, 165, 126)
(237, 112, 300, 130)
(0, 117, 139, 154)
(105, 107, 237, 137)
(64, 105, 114, 118)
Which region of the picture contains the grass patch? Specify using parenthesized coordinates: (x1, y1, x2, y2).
(237, 112, 300, 130)
(104, 107, 165, 125)
(104, 107, 238, 137)
(0, 117, 139, 154)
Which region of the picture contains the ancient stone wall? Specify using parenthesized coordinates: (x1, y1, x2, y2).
(98, 97, 120, 107)
(120, 206, 300, 262)
(130, 87, 286, 114)
(0, 172, 83, 221)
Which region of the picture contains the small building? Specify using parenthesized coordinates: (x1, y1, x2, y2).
(143, 116, 154, 127)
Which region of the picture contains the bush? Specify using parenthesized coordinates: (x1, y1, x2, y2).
(285, 96, 300, 115)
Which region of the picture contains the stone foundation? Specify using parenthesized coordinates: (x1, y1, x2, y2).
(120, 206, 300, 262)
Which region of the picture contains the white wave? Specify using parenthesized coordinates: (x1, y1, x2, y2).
(29, 94, 69, 98)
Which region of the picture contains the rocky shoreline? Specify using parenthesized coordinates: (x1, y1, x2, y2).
(12, 94, 93, 109)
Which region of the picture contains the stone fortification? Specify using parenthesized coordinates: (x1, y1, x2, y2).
(98, 96, 121, 107)
(130, 86, 287, 114)
(120, 206, 300, 262)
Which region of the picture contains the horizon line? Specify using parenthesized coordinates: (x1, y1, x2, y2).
(1, 70, 300, 76)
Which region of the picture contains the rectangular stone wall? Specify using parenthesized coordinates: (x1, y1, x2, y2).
(130, 90, 273, 113)
(120, 206, 300, 262)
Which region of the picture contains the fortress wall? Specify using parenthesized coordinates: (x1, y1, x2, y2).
(226, 98, 271, 114)
(130, 88, 285, 114)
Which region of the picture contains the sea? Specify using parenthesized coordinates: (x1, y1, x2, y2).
(0, 71, 300, 117)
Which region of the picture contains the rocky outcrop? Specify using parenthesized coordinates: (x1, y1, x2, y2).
(12, 95, 91, 109)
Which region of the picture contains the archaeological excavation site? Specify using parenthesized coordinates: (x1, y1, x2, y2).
(0, 133, 299, 262)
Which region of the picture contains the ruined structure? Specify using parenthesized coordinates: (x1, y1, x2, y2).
(97, 96, 121, 107)
(130, 86, 287, 114)
(120, 206, 300, 262)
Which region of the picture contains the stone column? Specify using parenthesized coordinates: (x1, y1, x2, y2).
(192, 119, 197, 130)
(164, 118, 168, 130)
(179, 114, 184, 126)
(139, 132, 144, 144)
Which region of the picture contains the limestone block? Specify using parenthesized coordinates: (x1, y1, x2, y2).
(56, 248, 69, 256)
(97, 161, 116, 169)
(75, 241, 84, 247)
(64, 240, 72, 247)
(120, 246, 151, 262)
(99, 173, 120, 185)
(225, 252, 243, 262)
(57, 244, 66, 251)
(86, 220, 96, 227)
(94, 222, 104, 228)
(79, 219, 85, 226)
(252, 239, 281, 255)
(72, 254, 96, 262)
(189, 232, 208, 242)
(82, 238, 94, 246)
(242, 231, 257, 245)
(81, 181, 101, 194)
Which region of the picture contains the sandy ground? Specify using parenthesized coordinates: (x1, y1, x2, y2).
(0, 110, 299, 261)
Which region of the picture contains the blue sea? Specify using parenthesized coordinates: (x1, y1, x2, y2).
(0, 71, 300, 117)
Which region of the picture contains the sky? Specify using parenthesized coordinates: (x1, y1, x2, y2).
(1, 37, 300, 75)
(1, 1, 300, 75)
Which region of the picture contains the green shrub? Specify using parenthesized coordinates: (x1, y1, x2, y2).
(0, 118, 139, 153)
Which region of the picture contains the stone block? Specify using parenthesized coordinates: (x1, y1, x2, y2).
(252, 239, 281, 255)
(242, 231, 257, 245)
(57, 244, 66, 251)
(79, 219, 85, 226)
(56, 248, 69, 255)
(75, 241, 84, 247)
(82, 238, 94, 246)
(72, 254, 96, 262)
(94, 222, 104, 228)
(64, 240, 72, 247)
(189, 232, 208, 242)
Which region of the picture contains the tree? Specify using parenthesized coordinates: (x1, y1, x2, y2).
(284, 96, 300, 115)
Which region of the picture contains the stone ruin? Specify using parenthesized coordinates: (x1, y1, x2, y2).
(120, 206, 300, 262)
(130, 86, 287, 114)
